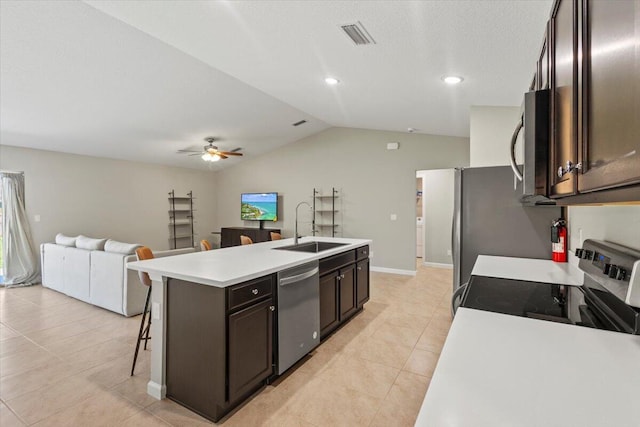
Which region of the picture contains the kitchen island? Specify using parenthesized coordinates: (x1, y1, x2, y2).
(127, 236, 371, 422)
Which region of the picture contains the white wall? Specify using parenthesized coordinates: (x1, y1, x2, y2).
(418, 169, 455, 266)
(0, 145, 217, 251)
(470, 106, 522, 167)
(568, 206, 640, 251)
(215, 127, 469, 273)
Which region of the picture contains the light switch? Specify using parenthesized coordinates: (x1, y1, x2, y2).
(152, 302, 161, 320)
(390, 214, 397, 221)
(34, 214, 41, 222)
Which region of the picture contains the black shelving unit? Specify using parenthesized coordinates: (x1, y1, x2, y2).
(169, 190, 195, 249)
(312, 187, 339, 237)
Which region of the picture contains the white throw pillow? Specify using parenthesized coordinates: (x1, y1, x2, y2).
(104, 240, 142, 255)
(76, 235, 107, 251)
(55, 233, 78, 247)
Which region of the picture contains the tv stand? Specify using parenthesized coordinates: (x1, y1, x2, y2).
(220, 227, 281, 248)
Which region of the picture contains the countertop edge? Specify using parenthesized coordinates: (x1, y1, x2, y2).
(127, 237, 372, 288)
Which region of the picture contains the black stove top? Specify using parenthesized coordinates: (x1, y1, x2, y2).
(459, 240, 640, 334)
(461, 276, 567, 319)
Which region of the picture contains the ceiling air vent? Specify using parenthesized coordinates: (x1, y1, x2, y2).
(340, 21, 376, 46)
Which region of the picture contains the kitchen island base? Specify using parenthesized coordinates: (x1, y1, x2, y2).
(136, 241, 371, 423)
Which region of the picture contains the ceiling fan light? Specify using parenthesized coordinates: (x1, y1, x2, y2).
(211, 154, 221, 162)
(201, 152, 212, 161)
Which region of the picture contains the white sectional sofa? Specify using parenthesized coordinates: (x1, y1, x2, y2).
(40, 234, 194, 317)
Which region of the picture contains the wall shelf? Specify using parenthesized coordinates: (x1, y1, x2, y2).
(169, 190, 195, 249)
(312, 187, 340, 237)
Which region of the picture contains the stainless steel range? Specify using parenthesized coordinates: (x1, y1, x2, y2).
(460, 239, 640, 334)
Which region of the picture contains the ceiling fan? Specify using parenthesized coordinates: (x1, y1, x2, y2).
(178, 137, 243, 162)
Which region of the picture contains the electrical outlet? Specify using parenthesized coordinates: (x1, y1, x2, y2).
(447, 249, 452, 256)
(369, 251, 374, 258)
(34, 214, 41, 222)
(390, 214, 397, 221)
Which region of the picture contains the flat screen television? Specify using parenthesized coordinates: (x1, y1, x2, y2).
(241, 192, 278, 221)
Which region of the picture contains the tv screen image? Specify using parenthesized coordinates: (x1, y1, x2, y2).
(241, 193, 278, 221)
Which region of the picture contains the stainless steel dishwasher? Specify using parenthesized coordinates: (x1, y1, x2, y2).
(276, 260, 320, 375)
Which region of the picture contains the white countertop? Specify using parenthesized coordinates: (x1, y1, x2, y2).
(471, 255, 583, 286)
(415, 308, 640, 427)
(127, 236, 370, 288)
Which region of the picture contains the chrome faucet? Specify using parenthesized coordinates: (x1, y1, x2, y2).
(294, 201, 311, 245)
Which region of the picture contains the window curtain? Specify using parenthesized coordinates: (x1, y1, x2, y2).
(1, 172, 39, 287)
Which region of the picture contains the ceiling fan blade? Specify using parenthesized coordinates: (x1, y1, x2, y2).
(219, 151, 243, 156)
(217, 153, 228, 159)
(177, 149, 201, 153)
(188, 153, 203, 156)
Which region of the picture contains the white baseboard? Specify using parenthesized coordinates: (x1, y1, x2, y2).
(147, 381, 166, 400)
(422, 262, 454, 269)
(370, 266, 417, 276)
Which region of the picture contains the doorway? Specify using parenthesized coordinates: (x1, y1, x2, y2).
(416, 169, 455, 269)
(416, 176, 423, 259)
(0, 184, 3, 283)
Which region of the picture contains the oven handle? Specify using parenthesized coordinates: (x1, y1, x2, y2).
(510, 116, 524, 182)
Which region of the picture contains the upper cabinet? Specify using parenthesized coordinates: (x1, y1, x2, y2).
(549, 0, 579, 198)
(547, 0, 640, 202)
(579, 0, 640, 193)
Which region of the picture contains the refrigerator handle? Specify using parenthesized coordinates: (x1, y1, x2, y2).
(510, 116, 524, 182)
(452, 169, 462, 291)
(451, 282, 468, 317)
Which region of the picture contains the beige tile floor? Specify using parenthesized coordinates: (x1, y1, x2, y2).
(0, 263, 453, 426)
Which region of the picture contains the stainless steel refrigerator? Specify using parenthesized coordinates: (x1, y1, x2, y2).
(452, 166, 561, 292)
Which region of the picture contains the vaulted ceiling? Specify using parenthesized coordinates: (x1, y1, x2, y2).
(0, 1, 552, 170)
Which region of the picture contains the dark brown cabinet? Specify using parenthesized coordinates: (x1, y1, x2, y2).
(319, 272, 339, 336)
(339, 265, 357, 320)
(220, 227, 281, 248)
(549, 0, 579, 198)
(578, 0, 640, 193)
(319, 266, 356, 337)
(228, 298, 273, 403)
(356, 259, 370, 308)
(546, 0, 640, 202)
(165, 275, 274, 422)
(319, 245, 369, 339)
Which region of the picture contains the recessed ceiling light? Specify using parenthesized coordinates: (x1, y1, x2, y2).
(325, 77, 340, 85)
(442, 75, 464, 85)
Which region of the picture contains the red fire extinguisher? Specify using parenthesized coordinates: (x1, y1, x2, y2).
(551, 219, 568, 263)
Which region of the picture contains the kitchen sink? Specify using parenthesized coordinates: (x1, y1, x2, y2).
(274, 241, 348, 253)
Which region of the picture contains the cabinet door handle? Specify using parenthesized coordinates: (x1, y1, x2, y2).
(557, 161, 582, 178)
(251, 289, 259, 295)
(357, 266, 362, 271)
(269, 305, 275, 311)
(336, 275, 341, 281)
(340, 274, 345, 279)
